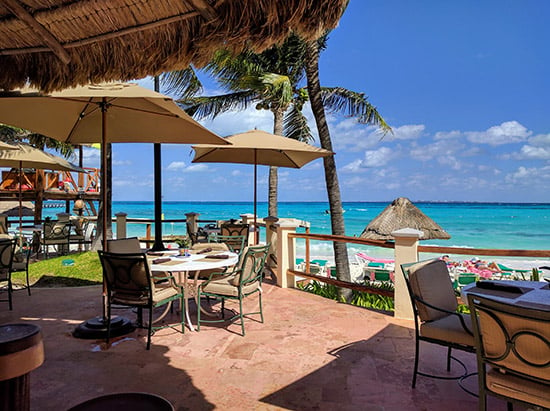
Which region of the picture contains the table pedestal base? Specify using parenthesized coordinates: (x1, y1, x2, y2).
(72, 316, 135, 340)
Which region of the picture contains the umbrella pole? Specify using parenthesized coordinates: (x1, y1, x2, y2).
(73, 98, 134, 340)
(18, 161, 22, 239)
(253, 150, 258, 245)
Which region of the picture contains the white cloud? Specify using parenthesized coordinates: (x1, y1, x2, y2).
(512, 145, 550, 160)
(434, 130, 462, 140)
(363, 147, 394, 167)
(466, 121, 531, 146)
(342, 159, 363, 172)
(185, 164, 209, 172)
(392, 124, 425, 140)
(410, 140, 465, 162)
(527, 133, 550, 147)
(113, 159, 132, 166)
(200, 106, 274, 137)
(166, 161, 186, 171)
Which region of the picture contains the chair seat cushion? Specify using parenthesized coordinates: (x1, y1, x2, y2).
(421, 313, 474, 347)
(152, 285, 181, 304)
(202, 275, 259, 297)
(486, 367, 550, 409)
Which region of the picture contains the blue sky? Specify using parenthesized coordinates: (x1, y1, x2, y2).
(80, 0, 550, 203)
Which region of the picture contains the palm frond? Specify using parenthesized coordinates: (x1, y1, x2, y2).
(160, 68, 203, 99)
(320, 87, 392, 135)
(283, 105, 312, 142)
(177, 90, 259, 120)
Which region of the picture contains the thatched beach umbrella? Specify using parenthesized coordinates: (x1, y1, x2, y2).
(0, 0, 348, 91)
(0, 201, 34, 217)
(360, 197, 451, 241)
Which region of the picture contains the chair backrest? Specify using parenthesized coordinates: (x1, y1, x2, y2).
(107, 237, 141, 253)
(43, 220, 70, 241)
(208, 234, 246, 253)
(0, 238, 15, 279)
(220, 223, 249, 247)
(401, 259, 458, 322)
(98, 251, 154, 303)
(229, 244, 270, 287)
(468, 293, 550, 384)
(186, 222, 208, 245)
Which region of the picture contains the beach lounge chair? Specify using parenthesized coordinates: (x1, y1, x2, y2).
(495, 263, 530, 279)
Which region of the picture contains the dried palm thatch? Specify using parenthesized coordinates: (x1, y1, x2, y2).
(0, 0, 348, 92)
(360, 197, 451, 241)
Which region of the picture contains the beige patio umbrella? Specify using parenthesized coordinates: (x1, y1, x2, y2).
(0, 82, 229, 250)
(192, 130, 333, 242)
(360, 197, 451, 241)
(0, 143, 85, 234)
(0, 141, 17, 150)
(0, 83, 229, 340)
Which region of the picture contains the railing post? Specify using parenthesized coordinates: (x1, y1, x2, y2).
(393, 228, 423, 320)
(185, 212, 199, 237)
(115, 212, 127, 239)
(240, 213, 256, 245)
(264, 216, 278, 269)
(275, 219, 300, 289)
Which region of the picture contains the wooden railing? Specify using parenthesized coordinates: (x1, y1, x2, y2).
(0, 168, 100, 194)
(286, 231, 550, 297)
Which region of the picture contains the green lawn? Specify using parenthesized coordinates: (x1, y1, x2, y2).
(11, 251, 103, 288)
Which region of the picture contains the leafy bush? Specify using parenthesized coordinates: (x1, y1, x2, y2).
(299, 280, 395, 312)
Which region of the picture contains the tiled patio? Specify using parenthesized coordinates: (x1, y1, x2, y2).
(1, 277, 523, 410)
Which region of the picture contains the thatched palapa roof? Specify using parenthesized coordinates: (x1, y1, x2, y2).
(360, 197, 451, 241)
(0, 0, 348, 92)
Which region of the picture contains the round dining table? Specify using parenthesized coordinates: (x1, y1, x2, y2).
(149, 250, 239, 331)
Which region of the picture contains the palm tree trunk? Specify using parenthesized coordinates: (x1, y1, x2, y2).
(305, 40, 351, 295)
(268, 109, 284, 217)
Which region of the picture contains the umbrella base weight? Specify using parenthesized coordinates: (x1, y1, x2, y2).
(72, 316, 135, 339)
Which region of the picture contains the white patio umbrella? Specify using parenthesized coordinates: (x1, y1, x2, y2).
(192, 130, 333, 243)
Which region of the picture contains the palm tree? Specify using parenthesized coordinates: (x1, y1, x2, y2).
(165, 34, 309, 217)
(0, 124, 75, 223)
(163, 33, 390, 288)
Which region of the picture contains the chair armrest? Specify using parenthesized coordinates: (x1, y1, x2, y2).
(200, 269, 241, 289)
(414, 295, 473, 335)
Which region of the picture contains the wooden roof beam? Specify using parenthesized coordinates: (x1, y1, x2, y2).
(185, 0, 218, 22)
(4, 0, 71, 64)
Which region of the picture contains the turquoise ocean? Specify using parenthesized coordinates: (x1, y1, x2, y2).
(43, 201, 550, 267)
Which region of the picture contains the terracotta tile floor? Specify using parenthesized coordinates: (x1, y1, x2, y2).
(1, 278, 524, 410)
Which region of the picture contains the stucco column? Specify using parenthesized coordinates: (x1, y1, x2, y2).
(115, 212, 127, 239)
(274, 220, 300, 288)
(393, 228, 423, 320)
